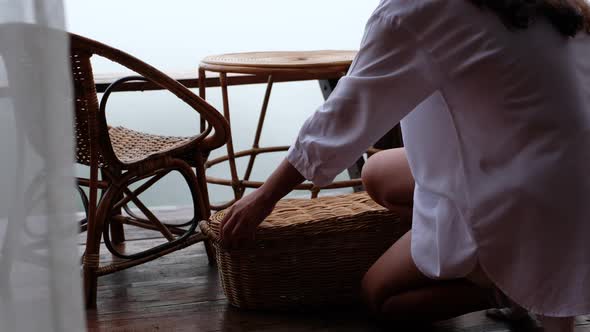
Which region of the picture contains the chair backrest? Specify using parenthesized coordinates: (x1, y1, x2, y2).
(68, 33, 229, 170)
(70, 40, 115, 168)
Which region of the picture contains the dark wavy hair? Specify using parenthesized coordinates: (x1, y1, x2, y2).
(470, 0, 590, 36)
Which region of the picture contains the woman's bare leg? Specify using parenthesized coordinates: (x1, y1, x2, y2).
(361, 231, 493, 323)
(360, 149, 492, 323)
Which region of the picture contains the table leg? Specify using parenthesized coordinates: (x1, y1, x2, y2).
(243, 75, 274, 183)
(198, 68, 207, 133)
(374, 125, 404, 150)
(318, 79, 364, 192)
(219, 73, 243, 203)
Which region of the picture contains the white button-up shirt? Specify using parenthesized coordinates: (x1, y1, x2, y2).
(287, 0, 590, 316)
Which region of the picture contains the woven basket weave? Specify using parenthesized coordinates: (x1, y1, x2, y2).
(200, 192, 410, 310)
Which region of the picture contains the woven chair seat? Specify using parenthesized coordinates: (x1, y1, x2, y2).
(109, 126, 195, 164)
(201, 192, 410, 310)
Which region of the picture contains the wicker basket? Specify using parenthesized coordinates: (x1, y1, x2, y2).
(200, 192, 410, 310)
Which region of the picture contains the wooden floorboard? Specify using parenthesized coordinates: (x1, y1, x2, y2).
(85, 229, 590, 332)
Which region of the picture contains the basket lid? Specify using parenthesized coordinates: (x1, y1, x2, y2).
(202, 192, 397, 242)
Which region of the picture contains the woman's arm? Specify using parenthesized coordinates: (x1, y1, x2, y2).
(219, 13, 436, 247)
(219, 158, 304, 248)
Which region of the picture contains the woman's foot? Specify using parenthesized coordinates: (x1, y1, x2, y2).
(486, 307, 530, 321)
(485, 288, 530, 322)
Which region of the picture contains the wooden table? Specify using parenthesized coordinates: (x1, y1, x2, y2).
(198, 51, 372, 210)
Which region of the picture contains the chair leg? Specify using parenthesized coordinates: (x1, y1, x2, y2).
(84, 182, 123, 308)
(204, 240, 217, 266)
(83, 222, 101, 309)
(104, 169, 125, 244)
(191, 156, 218, 266)
(84, 155, 101, 309)
(83, 266, 98, 308)
(83, 208, 103, 309)
(110, 218, 125, 244)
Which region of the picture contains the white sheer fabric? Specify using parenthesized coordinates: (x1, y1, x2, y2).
(0, 1, 85, 331)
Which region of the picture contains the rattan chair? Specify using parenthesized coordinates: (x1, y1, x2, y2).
(70, 33, 229, 308)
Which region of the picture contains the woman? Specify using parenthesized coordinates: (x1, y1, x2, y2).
(219, 0, 590, 330)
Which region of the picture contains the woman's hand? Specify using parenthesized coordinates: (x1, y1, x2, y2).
(218, 158, 306, 249)
(219, 189, 276, 248)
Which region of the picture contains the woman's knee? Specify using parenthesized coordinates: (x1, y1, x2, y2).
(361, 153, 382, 203)
(359, 231, 426, 319)
(361, 148, 414, 209)
(361, 151, 385, 198)
(359, 236, 408, 316)
(360, 274, 417, 322)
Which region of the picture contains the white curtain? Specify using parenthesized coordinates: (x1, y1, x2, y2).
(0, 0, 85, 331)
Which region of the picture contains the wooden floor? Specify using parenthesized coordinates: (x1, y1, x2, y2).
(84, 226, 590, 332)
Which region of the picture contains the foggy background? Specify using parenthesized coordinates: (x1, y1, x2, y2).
(65, 1, 378, 209)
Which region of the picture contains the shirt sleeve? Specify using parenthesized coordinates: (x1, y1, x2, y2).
(286, 13, 438, 187)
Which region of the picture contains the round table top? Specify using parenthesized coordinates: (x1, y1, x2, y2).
(200, 50, 357, 74)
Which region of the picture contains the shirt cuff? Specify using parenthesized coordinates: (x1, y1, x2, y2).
(286, 140, 335, 188)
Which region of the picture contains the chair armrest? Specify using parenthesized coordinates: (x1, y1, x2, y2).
(98, 75, 213, 148)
